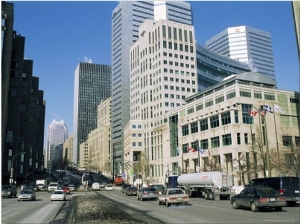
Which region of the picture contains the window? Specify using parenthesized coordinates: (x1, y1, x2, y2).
(295, 136, 300, 147)
(282, 136, 292, 146)
(264, 93, 275, 101)
(254, 92, 262, 99)
(240, 90, 251, 98)
(191, 122, 198, 134)
(196, 104, 203, 111)
(222, 134, 232, 146)
(205, 99, 213, 108)
(244, 133, 248, 145)
(210, 115, 219, 128)
(182, 125, 189, 136)
(211, 137, 220, 148)
(237, 133, 241, 145)
(200, 119, 208, 131)
(221, 112, 231, 125)
(227, 91, 236, 99)
(200, 139, 208, 149)
(242, 104, 252, 124)
(215, 95, 224, 104)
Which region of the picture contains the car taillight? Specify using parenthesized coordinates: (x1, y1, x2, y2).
(169, 196, 177, 200)
(183, 196, 189, 199)
(279, 189, 284, 194)
(277, 196, 286, 202)
(259, 197, 269, 202)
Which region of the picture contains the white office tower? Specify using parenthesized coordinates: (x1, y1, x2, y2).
(46, 119, 68, 169)
(154, 1, 193, 25)
(110, 1, 193, 176)
(130, 19, 197, 123)
(205, 26, 275, 79)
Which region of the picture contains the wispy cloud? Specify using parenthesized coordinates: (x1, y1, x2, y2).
(83, 56, 93, 63)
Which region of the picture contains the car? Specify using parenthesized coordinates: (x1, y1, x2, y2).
(230, 186, 286, 212)
(50, 190, 66, 201)
(105, 184, 113, 191)
(121, 184, 131, 193)
(137, 187, 158, 201)
(68, 184, 75, 192)
(48, 182, 58, 193)
(157, 188, 190, 206)
(17, 189, 36, 201)
(2, 185, 17, 198)
(92, 182, 100, 191)
(125, 187, 138, 196)
(61, 186, 70, 194)
(230, 185, 245, 195)
(248, 177, 299, 206)
(150, 184, 165, 195)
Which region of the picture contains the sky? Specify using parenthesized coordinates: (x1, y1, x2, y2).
(11, 1, 299, 148)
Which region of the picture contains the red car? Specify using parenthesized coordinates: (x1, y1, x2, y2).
(61, 186, 70, 194)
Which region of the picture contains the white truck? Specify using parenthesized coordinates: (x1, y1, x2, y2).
(177, 171, 233, 200)
(36, 179, 48, 191)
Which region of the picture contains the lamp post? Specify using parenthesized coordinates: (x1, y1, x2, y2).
(10, 152, 26, 185)
(196, 139, 200, 172)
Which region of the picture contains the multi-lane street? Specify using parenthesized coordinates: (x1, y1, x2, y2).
(2, 186, 299, 224)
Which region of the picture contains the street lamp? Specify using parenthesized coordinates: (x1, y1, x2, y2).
(10, 152, 26, 185)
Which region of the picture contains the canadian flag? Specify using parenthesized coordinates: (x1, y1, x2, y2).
(188, 147, 196, 152)
(248, 110, 258, 117)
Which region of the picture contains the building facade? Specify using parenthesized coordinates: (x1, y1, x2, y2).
(111, 1, 193, 177)
(73, 62, 111, 166)
(205, 26, 276, 79)
(62, 135, 73, 169)
(129, 72, 299, 186)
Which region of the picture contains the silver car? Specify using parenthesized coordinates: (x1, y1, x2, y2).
(18, 189, 36, 201)
(157, 188, 190, 207)
(137, 187, 158, 201)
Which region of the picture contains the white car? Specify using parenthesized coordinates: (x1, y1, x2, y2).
(92, 182, 100, 191)
(50, 190, 66, 201)
(105, 184, 113, 191)
(68, 184, 75, 192)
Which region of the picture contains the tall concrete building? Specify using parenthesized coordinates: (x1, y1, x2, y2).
(111, 0, 193, 177)
(46, 119, 68, 169)
(73, 63, 111, 166)
(205, 26, 276, 79)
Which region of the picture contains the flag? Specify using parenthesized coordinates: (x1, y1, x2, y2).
(263, 105, 273, 113)
(248, 110, 258, 117)
(177, 146, 181, 156)
(188, 146, 196, 152)
(259, 109, 266, 116)
(273, 104, 285, 114)
(198, 147, 205, 154)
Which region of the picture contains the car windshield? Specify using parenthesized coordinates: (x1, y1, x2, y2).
(2, 186, 11, 190)
(54, 191, 63, 194)
(144, 188, 156, 192)
(151, 185, 165, 190)
(21, 190, 33, 194)
(168, 189, 183, 194)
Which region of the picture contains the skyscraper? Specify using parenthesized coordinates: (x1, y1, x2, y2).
(205, 26, 276, 79)
(111, 0, 193, 177)
(46, 119, 68, 169)
(73, 63, 111, 165)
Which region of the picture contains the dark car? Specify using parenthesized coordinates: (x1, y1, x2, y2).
(121, 184, 131, 194)
(137, 187, 158, 201)
(125, 187, 138, 196)
(248, 177, 299, 206)
(150, 184, 165, 195)
(230, 186, 286, 212)
(2, 185, 17, 198)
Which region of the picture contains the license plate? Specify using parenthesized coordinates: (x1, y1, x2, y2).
(150, 193, 153, 195)
(270, 198, 276, 201)
(295, 190, 299, 193)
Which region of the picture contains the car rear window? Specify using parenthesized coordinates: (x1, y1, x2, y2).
(255, 187, 277, 195)
(282, 177, 299, 187)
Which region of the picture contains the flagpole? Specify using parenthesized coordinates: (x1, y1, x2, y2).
(196, 139, 200, 172)
(273, 107, 280, 175)
(262, 114, 271, 177)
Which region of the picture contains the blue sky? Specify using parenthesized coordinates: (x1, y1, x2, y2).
(11, 1, 299, 146)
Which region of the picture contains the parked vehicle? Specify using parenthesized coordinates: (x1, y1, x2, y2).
(105, 184, 113, 191)
(137, 187, 158, 201)
(61, 186, 70, 194)
(17, 189, 36, 201)
(2, 185, 17, 198)
(248, 177, 299, 206)
(125, 187, 138, 196)
(230, 186, 286, 212)
(50, 190, 66, 201)
(92, 182, 100, 191)
(114, 176, 124, 186)
(48, 182, 58, 193)
(177, 172, 232, 200)
(158, 188, 190, 207)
